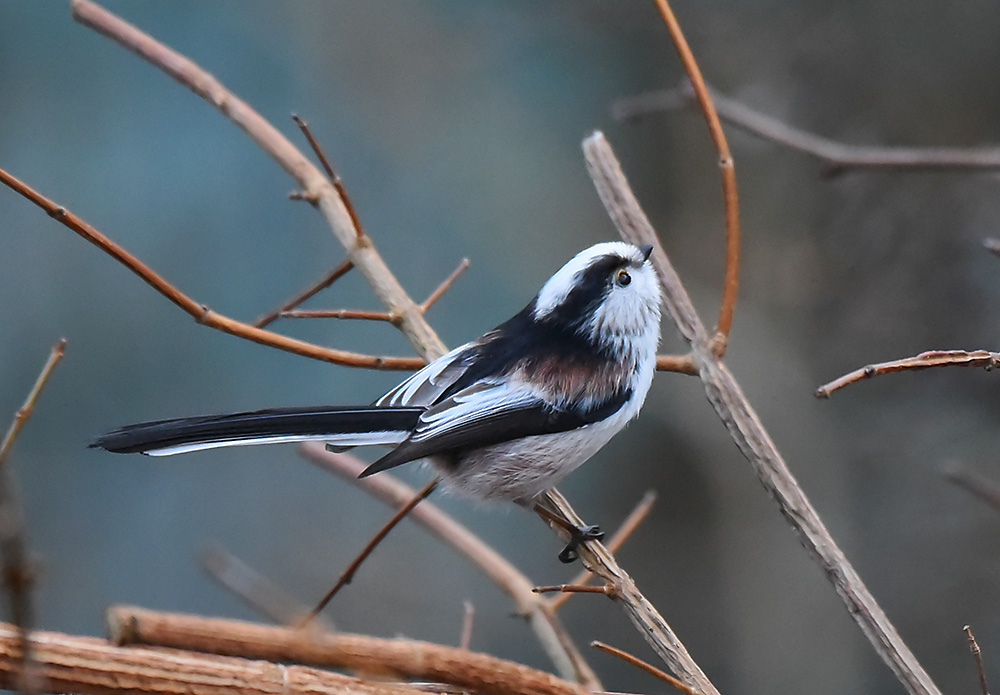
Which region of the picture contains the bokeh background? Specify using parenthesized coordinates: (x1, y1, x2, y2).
(2, 2, 1000, 694)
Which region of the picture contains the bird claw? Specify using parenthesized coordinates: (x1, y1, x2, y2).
(557, 524, 604, 563)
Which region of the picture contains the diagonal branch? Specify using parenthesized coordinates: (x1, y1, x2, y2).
(583, 129, 943, 695)
(71, 0, 447, 364)
(0, 167, 422, 371)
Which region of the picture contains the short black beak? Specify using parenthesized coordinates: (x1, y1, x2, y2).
(639, 244, 653, 261)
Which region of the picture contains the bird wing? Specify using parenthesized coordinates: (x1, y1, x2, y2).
(375, 342, 478, 407)
(359, 380, 631, 477)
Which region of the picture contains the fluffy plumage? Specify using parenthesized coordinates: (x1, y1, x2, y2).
(92, 242, 662, 503)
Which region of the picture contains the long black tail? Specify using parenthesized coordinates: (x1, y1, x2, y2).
(91, 405, 424, 456)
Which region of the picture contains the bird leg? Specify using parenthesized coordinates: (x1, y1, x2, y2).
(532, 502, 604, 563)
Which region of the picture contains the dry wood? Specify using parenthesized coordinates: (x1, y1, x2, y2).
(107, 606, 594, 695)
(583, 130, 943, 695)
(816, 350, 1000, 397)
(0, 621, 423, 695)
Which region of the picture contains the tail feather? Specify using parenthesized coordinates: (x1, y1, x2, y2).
(91, 406, 424, 456)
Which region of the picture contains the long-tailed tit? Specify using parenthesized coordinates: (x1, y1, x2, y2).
(92, 242, 662, 560)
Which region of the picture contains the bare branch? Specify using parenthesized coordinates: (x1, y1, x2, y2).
(550, 491, 657, 611)
(964, 625, 990, 695)
(650, 0, 740, 355)
(943, 463, 1000, 512)
(591, 641, 699, 695)
(0, 620, 423, 695)
(616, 80, 1000, 176)
(533, 585, 617, 598)
(281, 309, 396, 322)
(298, 445, 602, 690)
(583, 130, 943, 695)
(459, 601, 474, 651)
(253, 260, 354, 328)
(199, 543, 332, 629)
(420, 258, 471, 313)
(300, 479, 439, 626)
(292, 114, 365, 238)
(0, 166, 423, 371)
(107, 606, 595, 695)
(656, 353, 698, 375)
(0, 339, 65, 694)
(71, 0, 448, 363)
(816, 350, 1000, 398)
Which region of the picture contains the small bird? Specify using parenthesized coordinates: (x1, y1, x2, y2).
(92, 242, 662, 560)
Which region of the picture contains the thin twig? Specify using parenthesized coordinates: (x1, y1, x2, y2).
(300, 479, 439, 627)
(280, 309, 396, 322)
(650, 0, 740, 356)
(550, 490, 657, 611)
(656, 353, 698, 375)
(584, 129, 943, 695)
(299, 444, 602, 690)
(533, 585, 616, 598)
(459, 601, 474, 651)
(0, 339, 65, 694)
(591, 641, 698, 695)
(816, 350, 1000, 398)
(198, 543, 332, 629)
(107, 606, 595, 695)
(964, 625, 990, 695)
(616, 80, 1000, 176)
(253, 260, 354, 328)
(71, 0, 448, 363)
(943, 463, 1000, 511)
(0, 340, 66, 468)
(0, 167, 423, 371)
(420, 258, 471, 313)
(292, 114, 365, 238)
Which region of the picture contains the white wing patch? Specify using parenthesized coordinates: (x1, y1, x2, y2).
(376, 342, 475, 407)
(411, 380, 541, 442)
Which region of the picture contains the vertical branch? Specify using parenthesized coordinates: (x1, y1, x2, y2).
(651, 0, 740, 355)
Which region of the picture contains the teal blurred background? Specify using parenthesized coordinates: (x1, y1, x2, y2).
(2, 2, 1000, 694)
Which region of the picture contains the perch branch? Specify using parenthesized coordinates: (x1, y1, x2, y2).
(651, 0, 740, 355)
(106, 606, 595, 695)
(298, 445, 602, 691)
(71, 0, 448, 363)
(0, 620, 424, 695)
(253, 260, 354, 328)
(616, 80, 1000, 177)
(0, 166, 422, 371)
(550, 490, 657, 611)
(656, 353, 698, 375)
(816, 350, 1000, 398)
(281, 309, 396, 322)
(591, 641, 698, 695)
(300, 479, 439, 626)
(583, 130, 943, 695)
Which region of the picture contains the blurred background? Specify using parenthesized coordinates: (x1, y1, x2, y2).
(2, 2, 1000, 694)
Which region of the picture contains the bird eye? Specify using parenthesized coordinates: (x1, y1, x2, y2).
(616, 269, 631, 286)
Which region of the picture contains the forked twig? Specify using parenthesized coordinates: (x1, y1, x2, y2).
(253, 260, 354, 328)
(584, 130, 942, 695)
(550, 490, 657, 610)
(300, 479, 439, 626)
(651, 0, 740, 356)
(0, 339, 67, 468)
(0, 167, 423, 371)
(816, 350, 1000, 398)
(71, 0, 447, 363)
(291, 114, 365, 238)
(591, 641, 699, 695)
